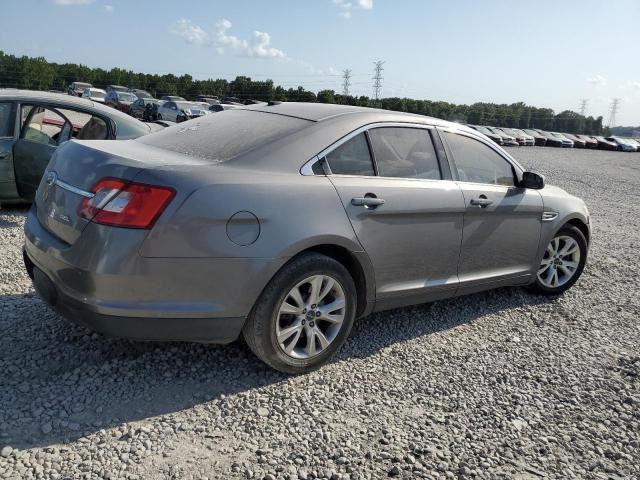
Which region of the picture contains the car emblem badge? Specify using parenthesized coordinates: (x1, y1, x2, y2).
(45, 171, 57, 187)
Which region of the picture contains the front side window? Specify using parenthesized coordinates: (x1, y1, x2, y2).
(368, 127, 441, 180)
(443, 131, 515, 186)
(20, 106, 70, 146)
(324, 132, 375, 176)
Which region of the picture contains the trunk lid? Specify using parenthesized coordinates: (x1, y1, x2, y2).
(34, 139, 209, 245)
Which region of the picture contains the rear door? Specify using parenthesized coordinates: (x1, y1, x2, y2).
(439, 129, 543, 291)
(325, 124, 466, 309)
(0, 101, 19, 200)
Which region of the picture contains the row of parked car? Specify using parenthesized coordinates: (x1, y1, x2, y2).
(66, 82, 640, 151)
(467, 125, 640, 152)
(66, 81, 262, 123)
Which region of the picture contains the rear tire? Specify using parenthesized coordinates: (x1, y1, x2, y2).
(529, 225, 587, 295)
(243, 253, 357, 374)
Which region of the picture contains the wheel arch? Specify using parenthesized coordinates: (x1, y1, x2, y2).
(564, 217, 590, 245)
(301, 244, 373, 318)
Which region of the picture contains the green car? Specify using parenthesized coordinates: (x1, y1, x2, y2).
(0, 89, 163, 204)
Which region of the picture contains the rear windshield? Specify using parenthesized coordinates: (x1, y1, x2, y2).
(137, 109, 312, 163)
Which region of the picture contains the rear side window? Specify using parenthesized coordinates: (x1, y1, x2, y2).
(443, 132, 515, 186)
(368, 127, 441, 179)
(138, 110, 312, 163)
(58, 108, 108, 140)
(325, 132, 375, 176)
(0, 102, 16, 138)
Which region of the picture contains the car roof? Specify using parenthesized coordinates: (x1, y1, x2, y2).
(0, 88, 150, 131)
(238, 102, 457, 127)
(0, 88, 106, 108)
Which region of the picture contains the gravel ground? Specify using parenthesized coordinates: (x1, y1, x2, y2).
(1, 147, 638, 480)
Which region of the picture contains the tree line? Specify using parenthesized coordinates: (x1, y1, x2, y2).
(0, 50, 605, 135)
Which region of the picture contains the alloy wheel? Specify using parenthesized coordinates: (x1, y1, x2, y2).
(537, 235, 581, 288)
(275, 275, 346, 359)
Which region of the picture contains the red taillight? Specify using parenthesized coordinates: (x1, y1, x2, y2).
(79, 178, 175, 229)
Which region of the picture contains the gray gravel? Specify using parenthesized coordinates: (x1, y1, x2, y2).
(1, 147, 639, 480)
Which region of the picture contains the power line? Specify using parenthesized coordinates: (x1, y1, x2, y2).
(608, 98, 621, 127)
(579, 99, 589, 116)
(341, 69, 352, 96)
(372, 60, 385, 101)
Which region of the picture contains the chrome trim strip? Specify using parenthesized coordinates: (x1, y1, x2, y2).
(542, 211, 559, 222)
(55, 178, 95, 198)
(300, 155, 320, 176)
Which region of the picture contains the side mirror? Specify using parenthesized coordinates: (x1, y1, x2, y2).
(521, 171, 544, 189)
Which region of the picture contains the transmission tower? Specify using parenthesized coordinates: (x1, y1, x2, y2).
(579, 99, 589, 116)
(372, 60, 385, 101)
(342, 69, 352, 96)
(608, 98, 621, 127)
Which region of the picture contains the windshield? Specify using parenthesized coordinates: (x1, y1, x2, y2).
(117, 92, 137, 102)
(74, 83, 91, 89)
(133, 91, 152, 98)
(90, 90, 105, 98)
(137, 109, 312, 163)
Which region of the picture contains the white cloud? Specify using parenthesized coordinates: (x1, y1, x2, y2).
(245, 31, 286, 58)
(51, 0, 94, 4)
(170, 17, 286, 59)
(587, 75, 607, 86)
(332, 0, 372, 18)
(214, 18, 248, 53)
(214, 18, 285, 58)
(103, 4, 113, 13)
(171, 19, 211, 46)
(626, 81, 640, 90)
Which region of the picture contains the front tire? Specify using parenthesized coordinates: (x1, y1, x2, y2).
(530, 225, 587, 295)
(243, 253, 357, 374)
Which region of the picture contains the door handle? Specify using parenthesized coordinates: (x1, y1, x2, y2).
(470, 196, 493, 208)
(351, 195, 385, 208)
(0, 152, 8, 159)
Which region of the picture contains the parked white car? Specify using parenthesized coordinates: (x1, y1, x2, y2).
(81, 88, 107, 104)
(156, 101, 211, 122)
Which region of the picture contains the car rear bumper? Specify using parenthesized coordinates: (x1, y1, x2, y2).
(23, 248, 246, 343)
(24, 250, 244, 342)
(22, 206, 285, 343)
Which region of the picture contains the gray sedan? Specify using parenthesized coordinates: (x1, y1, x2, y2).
(23, 103, 590, 373)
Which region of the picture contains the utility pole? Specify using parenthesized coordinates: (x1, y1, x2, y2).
(579, 99, 589, 116)
(608, 98, 621, 127)
(342, 69, 352, 96)
(372, 60, 385, 102)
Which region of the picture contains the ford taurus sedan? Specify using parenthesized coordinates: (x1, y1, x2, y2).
(23, 103, 591, 373)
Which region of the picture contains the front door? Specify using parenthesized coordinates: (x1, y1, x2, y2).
(13, 105, 73, 200)
(0, 101, 18, 200)
(439, 129, 543, 291)
(324, 127, 467, 310)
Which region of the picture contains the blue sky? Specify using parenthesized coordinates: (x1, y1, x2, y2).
(1, 0, 639, 124)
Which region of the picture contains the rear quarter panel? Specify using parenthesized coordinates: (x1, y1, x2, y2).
(138, 167, 365, 260)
